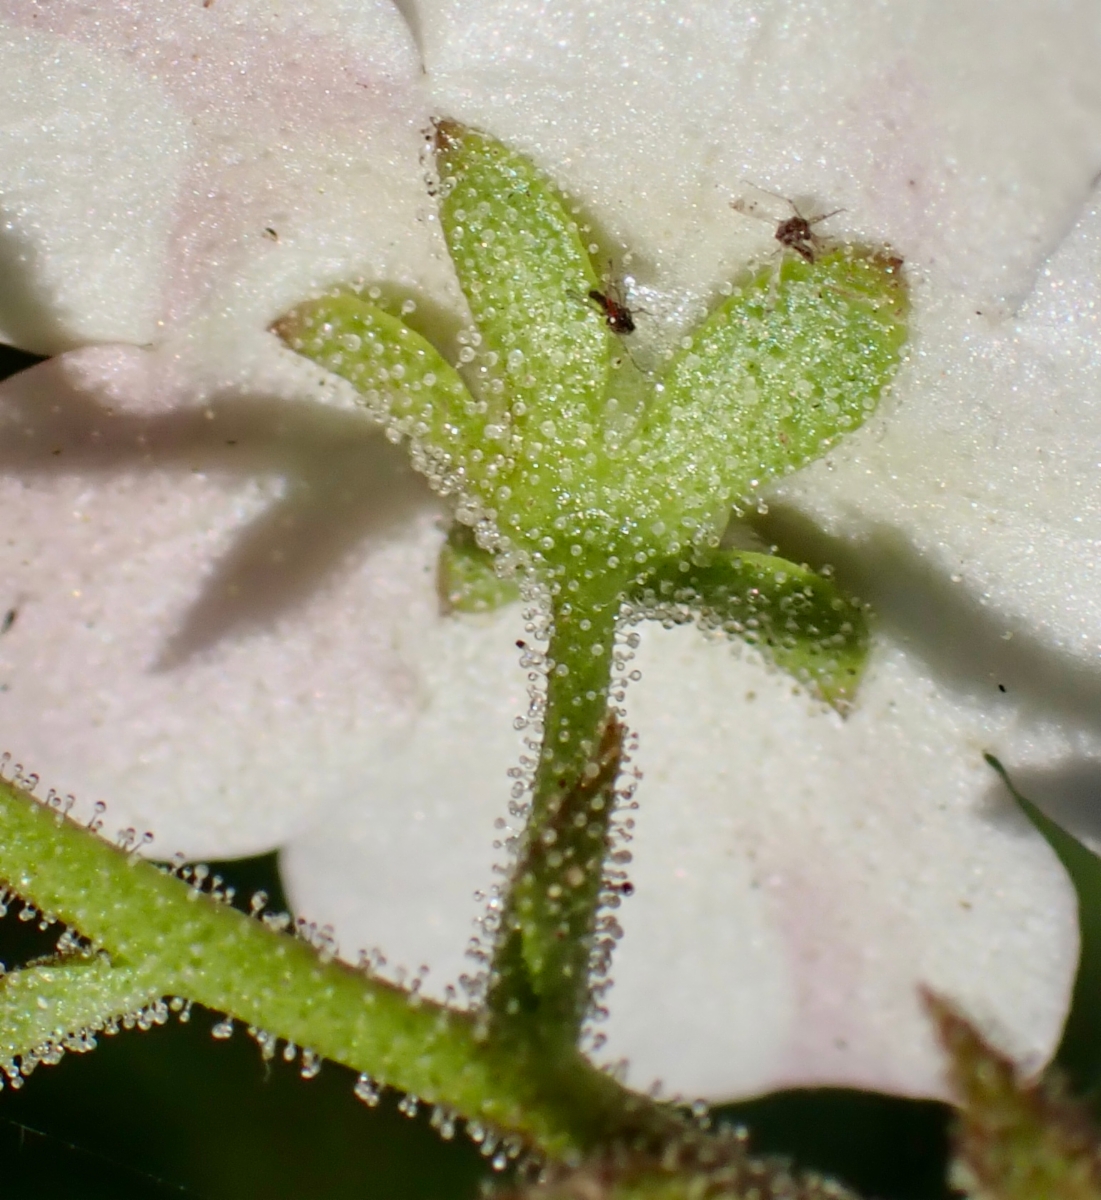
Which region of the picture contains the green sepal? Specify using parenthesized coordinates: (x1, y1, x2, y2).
(633, 550, 869, 708)
(434, 121, 609, 420)
(927, 989, 1101, 1200)
(435, 122, 626, 561)
(437, 524, 521, 614)
(641, 247, 908, 536)
(273, 293, 496, 505)
(0, 957, 158, 1062)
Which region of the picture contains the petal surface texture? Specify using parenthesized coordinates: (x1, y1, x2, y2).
(283, 604, 1081, 1101)
(412, 0, 1101, 312)
(0, 0, 478, 854)
(0, 346, 455, 857)
(608, 624, 1077, 1100)
(775, 194, 1101, 737)
(2, 0, 1101, 1105)
(0, 0, 458, 359)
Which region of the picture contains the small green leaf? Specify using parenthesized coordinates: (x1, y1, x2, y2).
(985, 755, 1101, 1095)
(437, 524, 521, 614)
(273, 294, 496, 506)
(435, 121, 609, 422)
(633, 550, 870, 707)
(641, 247, 908, 535)
(435, 122, 625, 564)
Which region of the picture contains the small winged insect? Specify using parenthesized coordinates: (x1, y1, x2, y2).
(570, 264, 640, 335)
(587, 285, 635, 334)
(731, 183, 844, 264)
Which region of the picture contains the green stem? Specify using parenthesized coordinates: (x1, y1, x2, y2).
(0, 775, 677, 1157)
(489, 570, 627, 1042)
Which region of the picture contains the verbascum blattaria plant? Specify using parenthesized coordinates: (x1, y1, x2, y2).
(0, 121, 916, 1196)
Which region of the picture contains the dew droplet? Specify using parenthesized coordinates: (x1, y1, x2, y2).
(354, 1073, 382, 1106)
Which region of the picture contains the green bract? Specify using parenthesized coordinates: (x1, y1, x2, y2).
(930, 988, 1101, 1200)
(632, 550, 870, 709)
(275, 121, 909, 1050)
(437, 524, 522, 614)
(646, 247, 908, 528)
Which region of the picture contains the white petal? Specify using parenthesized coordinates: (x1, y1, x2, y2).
(414, 0, 1101, 312)
(0, 349, 454, 858)
(0, 0, 459, 358)
(281, 599, 531, 994)
(0, 27, 189, 351)
(411, 0, 1101, 733)
(277, 0, 1097, 1097)
(604, 624, 1078, 1100)
(2, 0, 1092, 1104)
(282, 608, 1079, 1100)
(0, 0, 474, 856)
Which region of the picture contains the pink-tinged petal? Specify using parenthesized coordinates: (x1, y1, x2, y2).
(282, 608, 1079, 1101)
(604, 625, 1078, 1101)
(1, 0, 1093, 1105)
(281, 603, 530, 996)
(0, 29, 190, 351)
(412, 0, 1101, 313)
(0, 0, 477, 856)
(0, 348, 456, 859)
(0, 0, 457, 357)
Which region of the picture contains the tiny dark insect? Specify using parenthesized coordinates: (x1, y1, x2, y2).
(570, 264, 642, 336)
(1, 608, 16, 635)
(587, 287, 636, 335)
(731, 184, 844, 264)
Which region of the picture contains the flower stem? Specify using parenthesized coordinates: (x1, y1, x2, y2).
(489, 570, 628, 1044)
(0, 774, 677, 1157)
